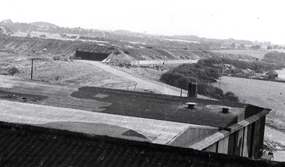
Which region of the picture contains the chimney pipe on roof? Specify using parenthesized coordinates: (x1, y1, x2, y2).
(188, 83, 197, 98)
(186, 102, 197, 109)
(222, 107, 229, 114)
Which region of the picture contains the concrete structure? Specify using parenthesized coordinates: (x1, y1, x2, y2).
(74, 45, 113, 61)
(0, 75, 270, 159)
(130, 59, 197, 65)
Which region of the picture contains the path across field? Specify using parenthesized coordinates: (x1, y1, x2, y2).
(79, 60, 189, 96)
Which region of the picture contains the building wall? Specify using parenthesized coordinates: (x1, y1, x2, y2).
(131, 59, 197, 65)
(217, 136, 229, 154)
(170, 127, 218, 147)
(204, 116, 266, 159)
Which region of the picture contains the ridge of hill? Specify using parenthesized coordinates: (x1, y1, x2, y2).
(30, 21, 59, 28)
(0, 19, 261, 50)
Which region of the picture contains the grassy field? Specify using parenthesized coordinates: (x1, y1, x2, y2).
(211, 50, 268, 59)
(213, 76, 285, 131)
(0, 52, 130, 88)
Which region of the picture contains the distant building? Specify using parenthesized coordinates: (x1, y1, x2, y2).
(75, 45, 113, 61)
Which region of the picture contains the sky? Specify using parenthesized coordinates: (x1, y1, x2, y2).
(1, 0, 285, 44)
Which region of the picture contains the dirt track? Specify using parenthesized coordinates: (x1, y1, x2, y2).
(79, 60, 189, 96)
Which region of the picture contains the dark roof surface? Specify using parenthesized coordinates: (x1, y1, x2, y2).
(0, 121, 283, 167)
(71, 87, 248, 128)
(0, 81, 258, 129)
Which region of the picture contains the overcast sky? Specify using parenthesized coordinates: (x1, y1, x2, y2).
(1, 0, 285, 44)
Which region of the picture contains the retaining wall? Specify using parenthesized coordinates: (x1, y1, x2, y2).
(131, 59, 198, 65)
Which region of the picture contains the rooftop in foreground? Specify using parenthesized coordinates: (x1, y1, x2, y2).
(0, 121, 283, 167)
(70, 86, 250, 128)
(0, 99, 218, 145)
(0, 75, 253, 128)
(0, 75, 270, 148)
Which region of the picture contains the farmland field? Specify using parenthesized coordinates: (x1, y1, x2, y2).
(213, 76, 285, 131)
(211, 50, 268, 59)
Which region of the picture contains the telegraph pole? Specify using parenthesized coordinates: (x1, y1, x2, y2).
(219, 63, 223, 88)
(31, 59, 34, 80)
(30, 57, 45, 80)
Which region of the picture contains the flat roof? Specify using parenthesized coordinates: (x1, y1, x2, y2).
(0, 75, 250, 128)
(0, 99, 217, 144)
(70, 87, 247, 128)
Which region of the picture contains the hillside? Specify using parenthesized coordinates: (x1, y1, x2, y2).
(0, 26, 13, 36)
(0, 36, 258, 62)
(30, 21, 59, 28)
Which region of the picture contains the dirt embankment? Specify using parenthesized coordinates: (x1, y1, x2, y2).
(0, 36, 112, 56)
(0, 36, 259, 62)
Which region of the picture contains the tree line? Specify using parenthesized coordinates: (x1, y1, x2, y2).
(263, 51, 285, 64)
(197, 57, 284, 73)
(159, 63, 239, 102)
(159, 56, 285, 102)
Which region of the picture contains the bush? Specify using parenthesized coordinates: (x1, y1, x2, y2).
(123, 50, 130, 55)
(264, 51, 285, 64)
(174, 77, 189, 90)
(159, 61, 240, 102)
(53, 56, 61, 61)
(223, 91, 239, 102)
(8, 67, 20, 76)
(160, 72, 184, 87)
(171, 64, 220, 83)
(197, 84, 224, 100)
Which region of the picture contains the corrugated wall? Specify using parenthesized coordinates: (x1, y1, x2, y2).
(203, 116, 266, 159)
(205, 143, 217, 152)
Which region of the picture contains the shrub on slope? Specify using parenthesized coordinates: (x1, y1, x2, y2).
(159, 63, 240, 102)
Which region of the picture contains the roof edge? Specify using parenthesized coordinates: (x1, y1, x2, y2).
(190, 109, 270, 150)
(0, 120, 283, 166)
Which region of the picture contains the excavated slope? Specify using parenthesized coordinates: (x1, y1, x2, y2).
(0, 36, 113, 55)
(0, 36, 254, 61)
